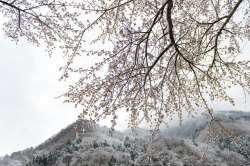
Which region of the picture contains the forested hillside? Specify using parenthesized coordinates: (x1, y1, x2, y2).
(1, 111, 250, 166)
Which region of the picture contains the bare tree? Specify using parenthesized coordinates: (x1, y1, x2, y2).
(1, 0, 249, 139)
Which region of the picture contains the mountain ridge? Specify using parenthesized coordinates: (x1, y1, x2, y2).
(1, 110, 250, 165)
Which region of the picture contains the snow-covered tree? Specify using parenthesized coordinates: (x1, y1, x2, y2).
(0, 0, 249, 136)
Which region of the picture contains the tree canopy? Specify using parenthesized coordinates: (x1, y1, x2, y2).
(0, 0, 249, 137)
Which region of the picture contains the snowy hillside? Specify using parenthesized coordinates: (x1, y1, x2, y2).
(162, 110, 250, 138)
(1, 111, 250, 165)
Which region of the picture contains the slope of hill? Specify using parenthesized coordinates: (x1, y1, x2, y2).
(161, 110, 250, 138)
(0, 110, 250, 166)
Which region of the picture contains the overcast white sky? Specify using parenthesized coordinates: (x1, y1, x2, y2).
(0, 32, 249, 157)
